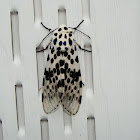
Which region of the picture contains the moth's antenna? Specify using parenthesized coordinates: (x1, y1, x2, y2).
(74, 20, 84, 29)
(69, 20, 91, 39)
(75, 29, 91, 39)
(39, 28, 58, 46)
(41, 22, 51, 32)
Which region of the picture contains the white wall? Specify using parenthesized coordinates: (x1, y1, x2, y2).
(0, 0, 139, 140)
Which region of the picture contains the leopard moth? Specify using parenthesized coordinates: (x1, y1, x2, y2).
(37, 20, 91, 115)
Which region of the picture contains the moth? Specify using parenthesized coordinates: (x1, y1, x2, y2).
(37, 20, 91, 115)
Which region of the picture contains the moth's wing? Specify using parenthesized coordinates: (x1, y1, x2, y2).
(62, 46, 83, 115)
(42, 45, 60, 114)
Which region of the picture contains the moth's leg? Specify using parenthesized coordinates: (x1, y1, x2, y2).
(41, 22, 52, 32)
(37, 40, 52, 52)
(82, 82, 85, 86)
(39, 86, 43, 91)
(74, 40, 92, 52)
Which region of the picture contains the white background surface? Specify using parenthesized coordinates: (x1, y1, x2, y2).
(0, 0, 140, 140)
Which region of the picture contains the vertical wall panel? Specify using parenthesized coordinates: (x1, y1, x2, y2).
(0, 121, 3, 140)
(36, 47, 45, 90)
(15, 84, 25, 135)
(87, 117, 96, 140)
(58, 8, 67, 26)
(84, 44, 93, 90)
(81, 0, 91, 20)
(10, 11, 21, 63)
(33, 0, 42, 22)
(41, 119, 49, 140)
(63, 113, 72, 134)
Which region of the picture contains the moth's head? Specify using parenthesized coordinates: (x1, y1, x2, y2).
(52, 25, 74, 51)
(57, 25, 74, 33)
(40, 20, 90, 51)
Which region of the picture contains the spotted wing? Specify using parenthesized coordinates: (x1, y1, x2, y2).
(61, 46, 83, 115)
(42, 45, 60, 114)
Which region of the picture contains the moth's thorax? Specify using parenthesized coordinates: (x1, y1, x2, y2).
(52, 25, 74, 51)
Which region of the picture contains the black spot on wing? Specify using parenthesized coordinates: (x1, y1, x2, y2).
(70, 49, 74, 55)
(65, 85, 67, 92)
(77, 70, 81, 76)
(67, 55, 71, 60)
(74, 86, 77, 90)
(58, 80, 61, 88)
(58, 28, 62, 31)
(67, 78, 70, 83)
(79, 81, 82, 88)
(68, 68, 70, 73)
(75, 56, 79, 63)
(55, 76, 58, 80)
(63, 41, 66, 46)
(51, 48, 55, 54)
(61, 79, 64, 87)
(70, 69, 76, 78)
(64, 51, 68, 57)
(59, 60, 64, 66)
(42, 78, 45, 86)
(61, 68, 65, 74)
(71, 79, 74, 85)
(53, 78, 55, 83)
(51, 58, 54, 63)
(47, 54, 50, 61)
(53, 68, 56, 73)
(53, 38, 57, 45)
(57, 51, 60, 56)
(46, 85, 49, 89)
(42, 94, 44, 102)
(54, 33, 57, 36)
(70, 59, 74, 64)
(65, 63, 68, 69)
(78, 96, 82, 104)
(64, 34, 67, 39)
(59, 34, 62, 38)
(57, 79, 65, 88)
(69, 33, 72, 37)
(56, 63, 59, 69)
(44, 70, 49, 80)
(59, 41, 62, 46)
(73, 94, 75, 98)
(57, 47, 61, 51)
(57, 69, 60, 75)
(65, 73, 67, 80)
(54, 54, 57, 59)
(75, 72, 80, 82)
(64, 27, 68, 30)
(69, 38, 72, 46)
